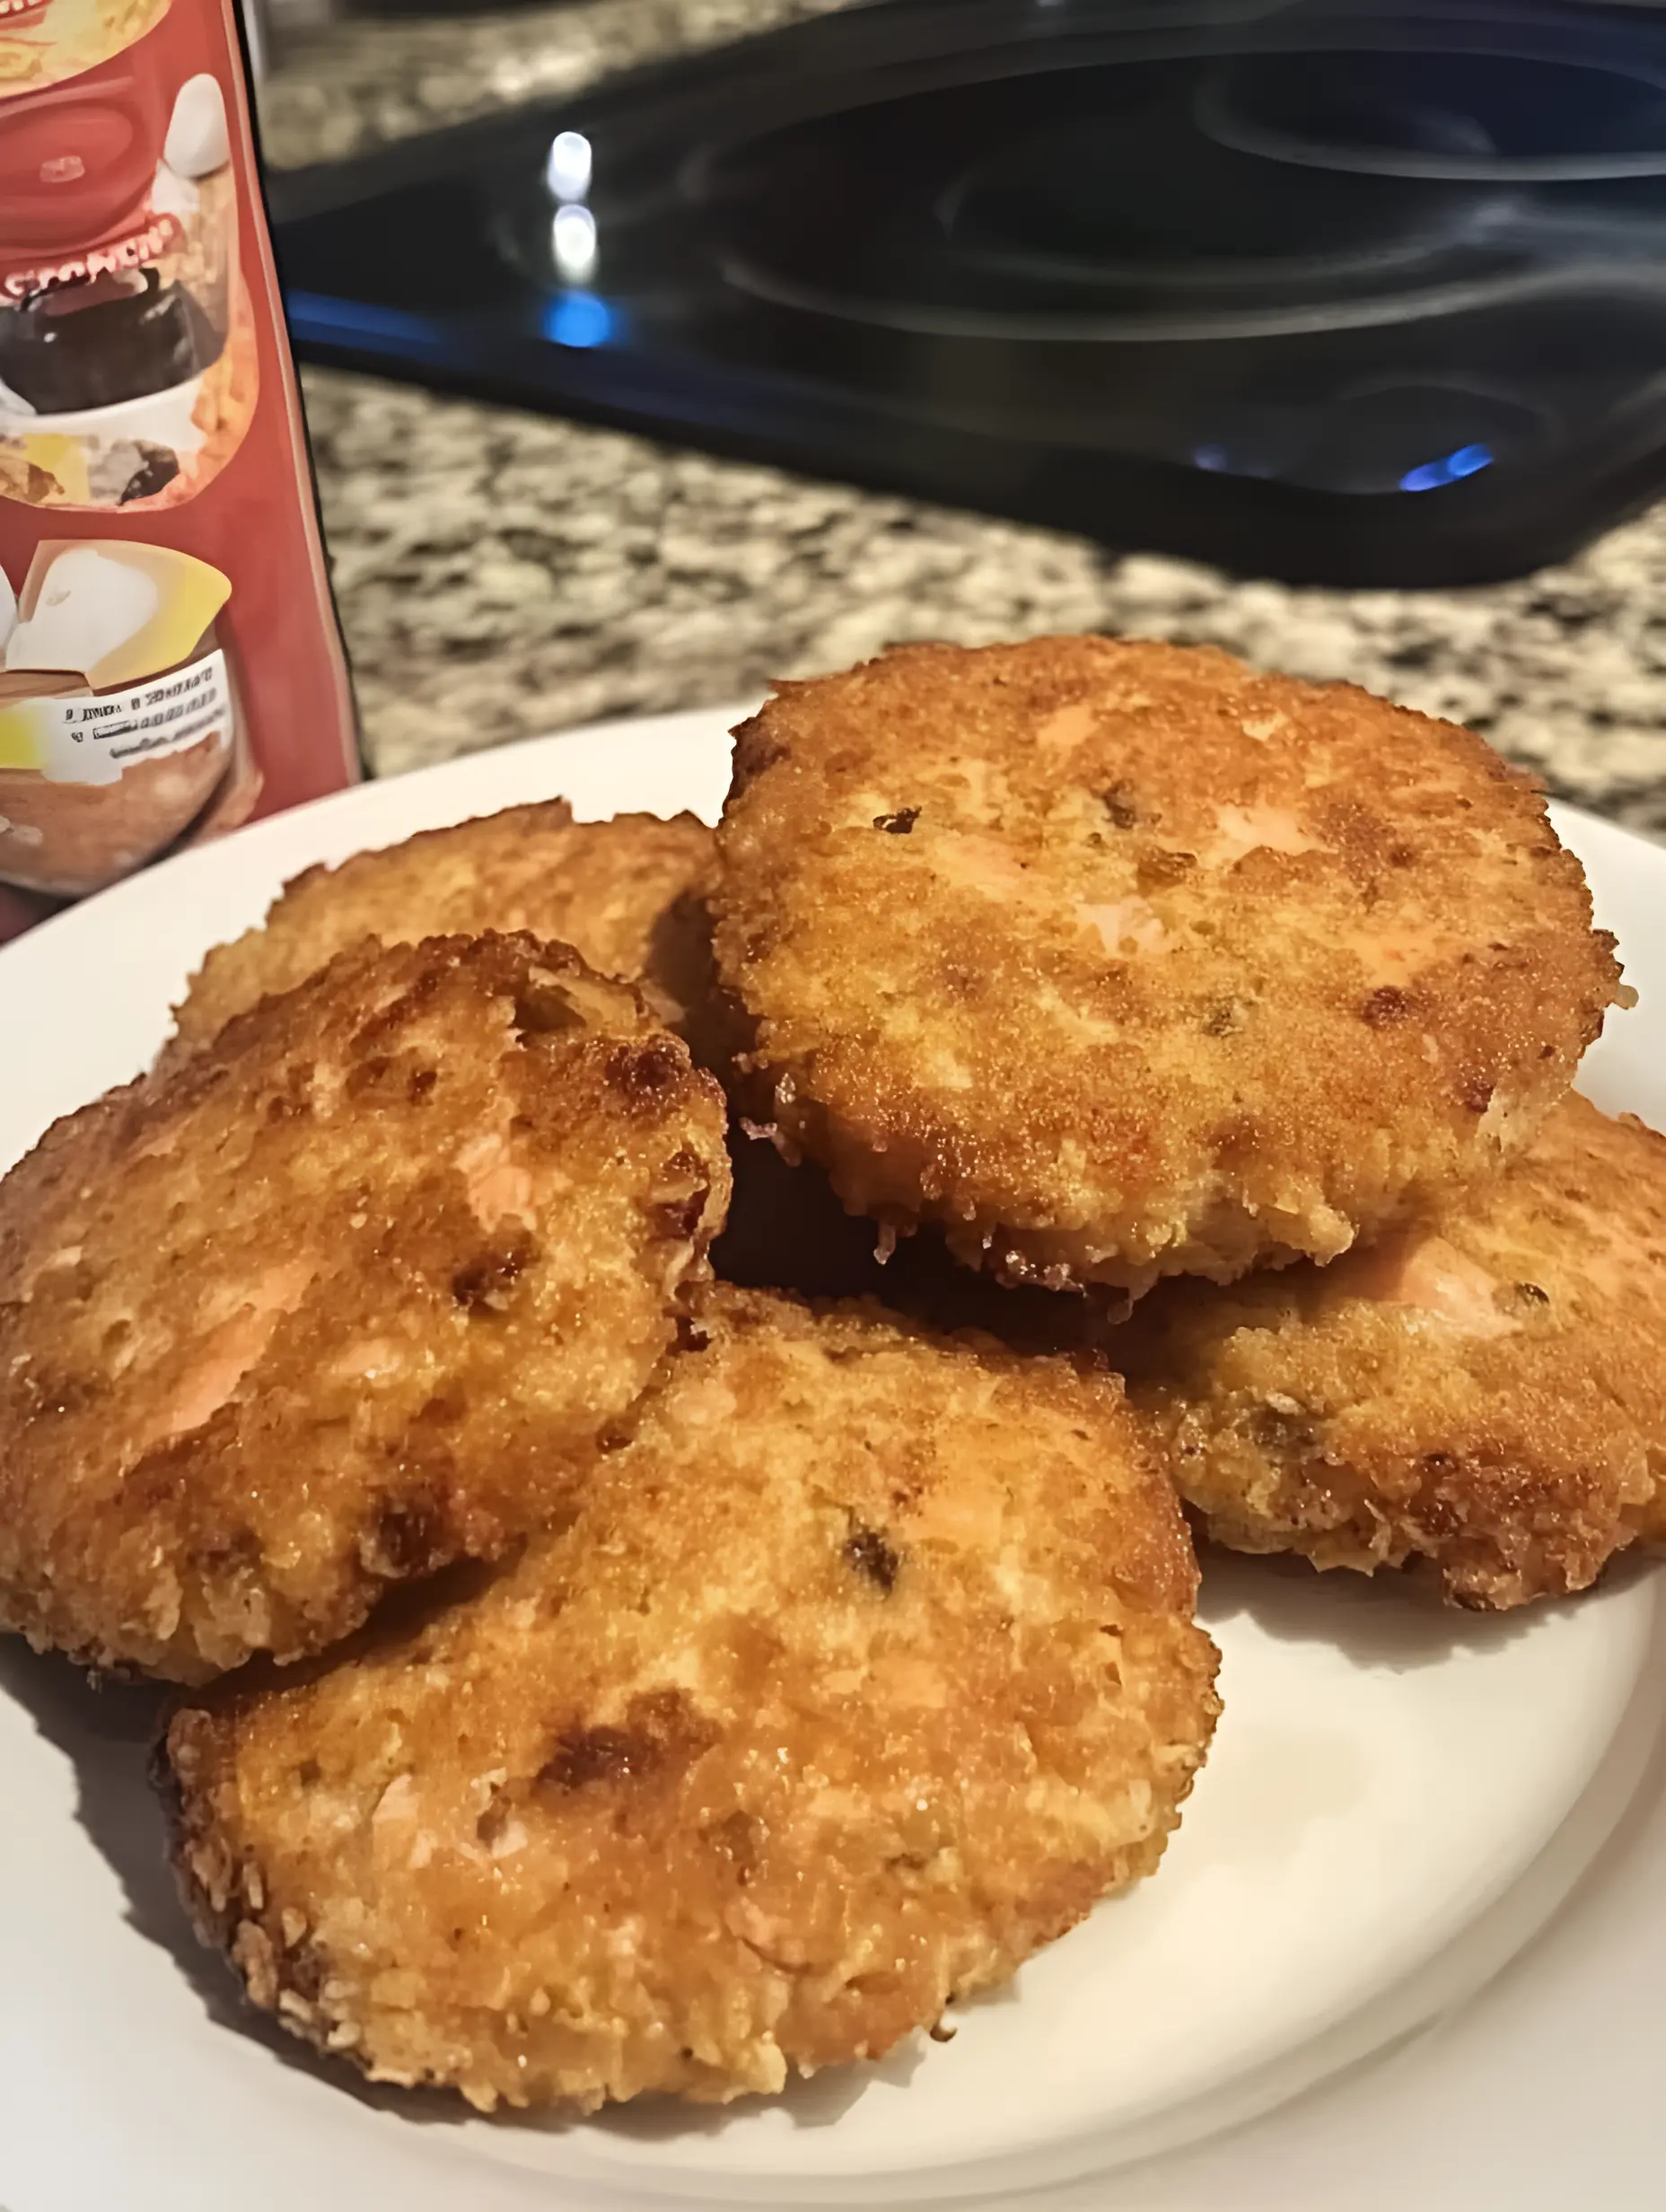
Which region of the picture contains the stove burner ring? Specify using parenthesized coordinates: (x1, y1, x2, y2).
(706, 31, 1666, 347)
(938, 228, 1498, 297)
(936, 168, 1506, 296)
(1196, 53, 1666, 183)
(933, 104, 1513, 302)
(717, 250, 1566, 346)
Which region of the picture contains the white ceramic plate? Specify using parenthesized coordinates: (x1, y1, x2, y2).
(3, 708, 1664, 2212)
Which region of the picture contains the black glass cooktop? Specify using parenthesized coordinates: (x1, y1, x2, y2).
(268, 0, 1666, 584)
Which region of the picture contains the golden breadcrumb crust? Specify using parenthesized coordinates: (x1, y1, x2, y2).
(1118, 1093, 1666, 1609)
(162, 1286, 1219, 2111)
(714, 637, 1621, 1292)
(171, 803, 715, 1051)
(0, 935, 729, 1681)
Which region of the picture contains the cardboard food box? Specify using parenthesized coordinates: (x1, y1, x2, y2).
(0, 0, 358, 939)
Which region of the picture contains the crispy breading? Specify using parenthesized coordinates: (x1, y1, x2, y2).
(0, 935, 730, 1681)
(1118, 1093, 1666, 1610)
(714, 637, 1623, 1293)
(161, 1286, 1219, 2111)
(171, 803, 715, 1052)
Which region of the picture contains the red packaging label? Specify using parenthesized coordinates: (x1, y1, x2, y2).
(0, 0, 359, 941)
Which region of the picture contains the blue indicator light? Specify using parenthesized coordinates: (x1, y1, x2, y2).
(1192, 443, 1231, 472)
(545, 292, 615, 348)
(1399, 443, 1495, 493)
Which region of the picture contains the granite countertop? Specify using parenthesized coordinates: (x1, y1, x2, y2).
(259, 0, 851, 171)
(266, 1, 1666, 837)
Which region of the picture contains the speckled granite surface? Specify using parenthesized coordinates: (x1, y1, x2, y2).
(267, 3, 1666, 836)
(306, 370, 1666, 837)
(259, 0, 852, 170)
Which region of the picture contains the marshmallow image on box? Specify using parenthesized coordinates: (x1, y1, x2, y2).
(4, 541, 229, 692)
(164, 75, 231, 180)
(7, 547, 161, 678)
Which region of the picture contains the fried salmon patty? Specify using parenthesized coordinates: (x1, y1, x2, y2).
(1118, 1093, 1666, 1610)
(162, 1286, 1220, 2111)
(0, 935, 729, 1681)
(714, 638, 1622, 1293)
(171, 803, 715, 1052)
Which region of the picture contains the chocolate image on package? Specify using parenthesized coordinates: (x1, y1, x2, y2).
(0, 65, 248, 514)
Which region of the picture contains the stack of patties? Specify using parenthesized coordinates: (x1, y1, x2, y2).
(8, 629, 1652, 2118)
(0, 790, 1220, 2111)
(709, 636, 1661, 1612)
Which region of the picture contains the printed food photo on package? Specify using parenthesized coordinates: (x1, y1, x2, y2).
(0, 535, 251, 894)
(0, 0, 358, 944)
(0, 0, 171, 95)
(0, 38, 253, 511)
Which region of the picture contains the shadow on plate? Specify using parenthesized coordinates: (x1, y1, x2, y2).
(0, 1637, 468, 2125)
(1196, 1541, 1655, 1670)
